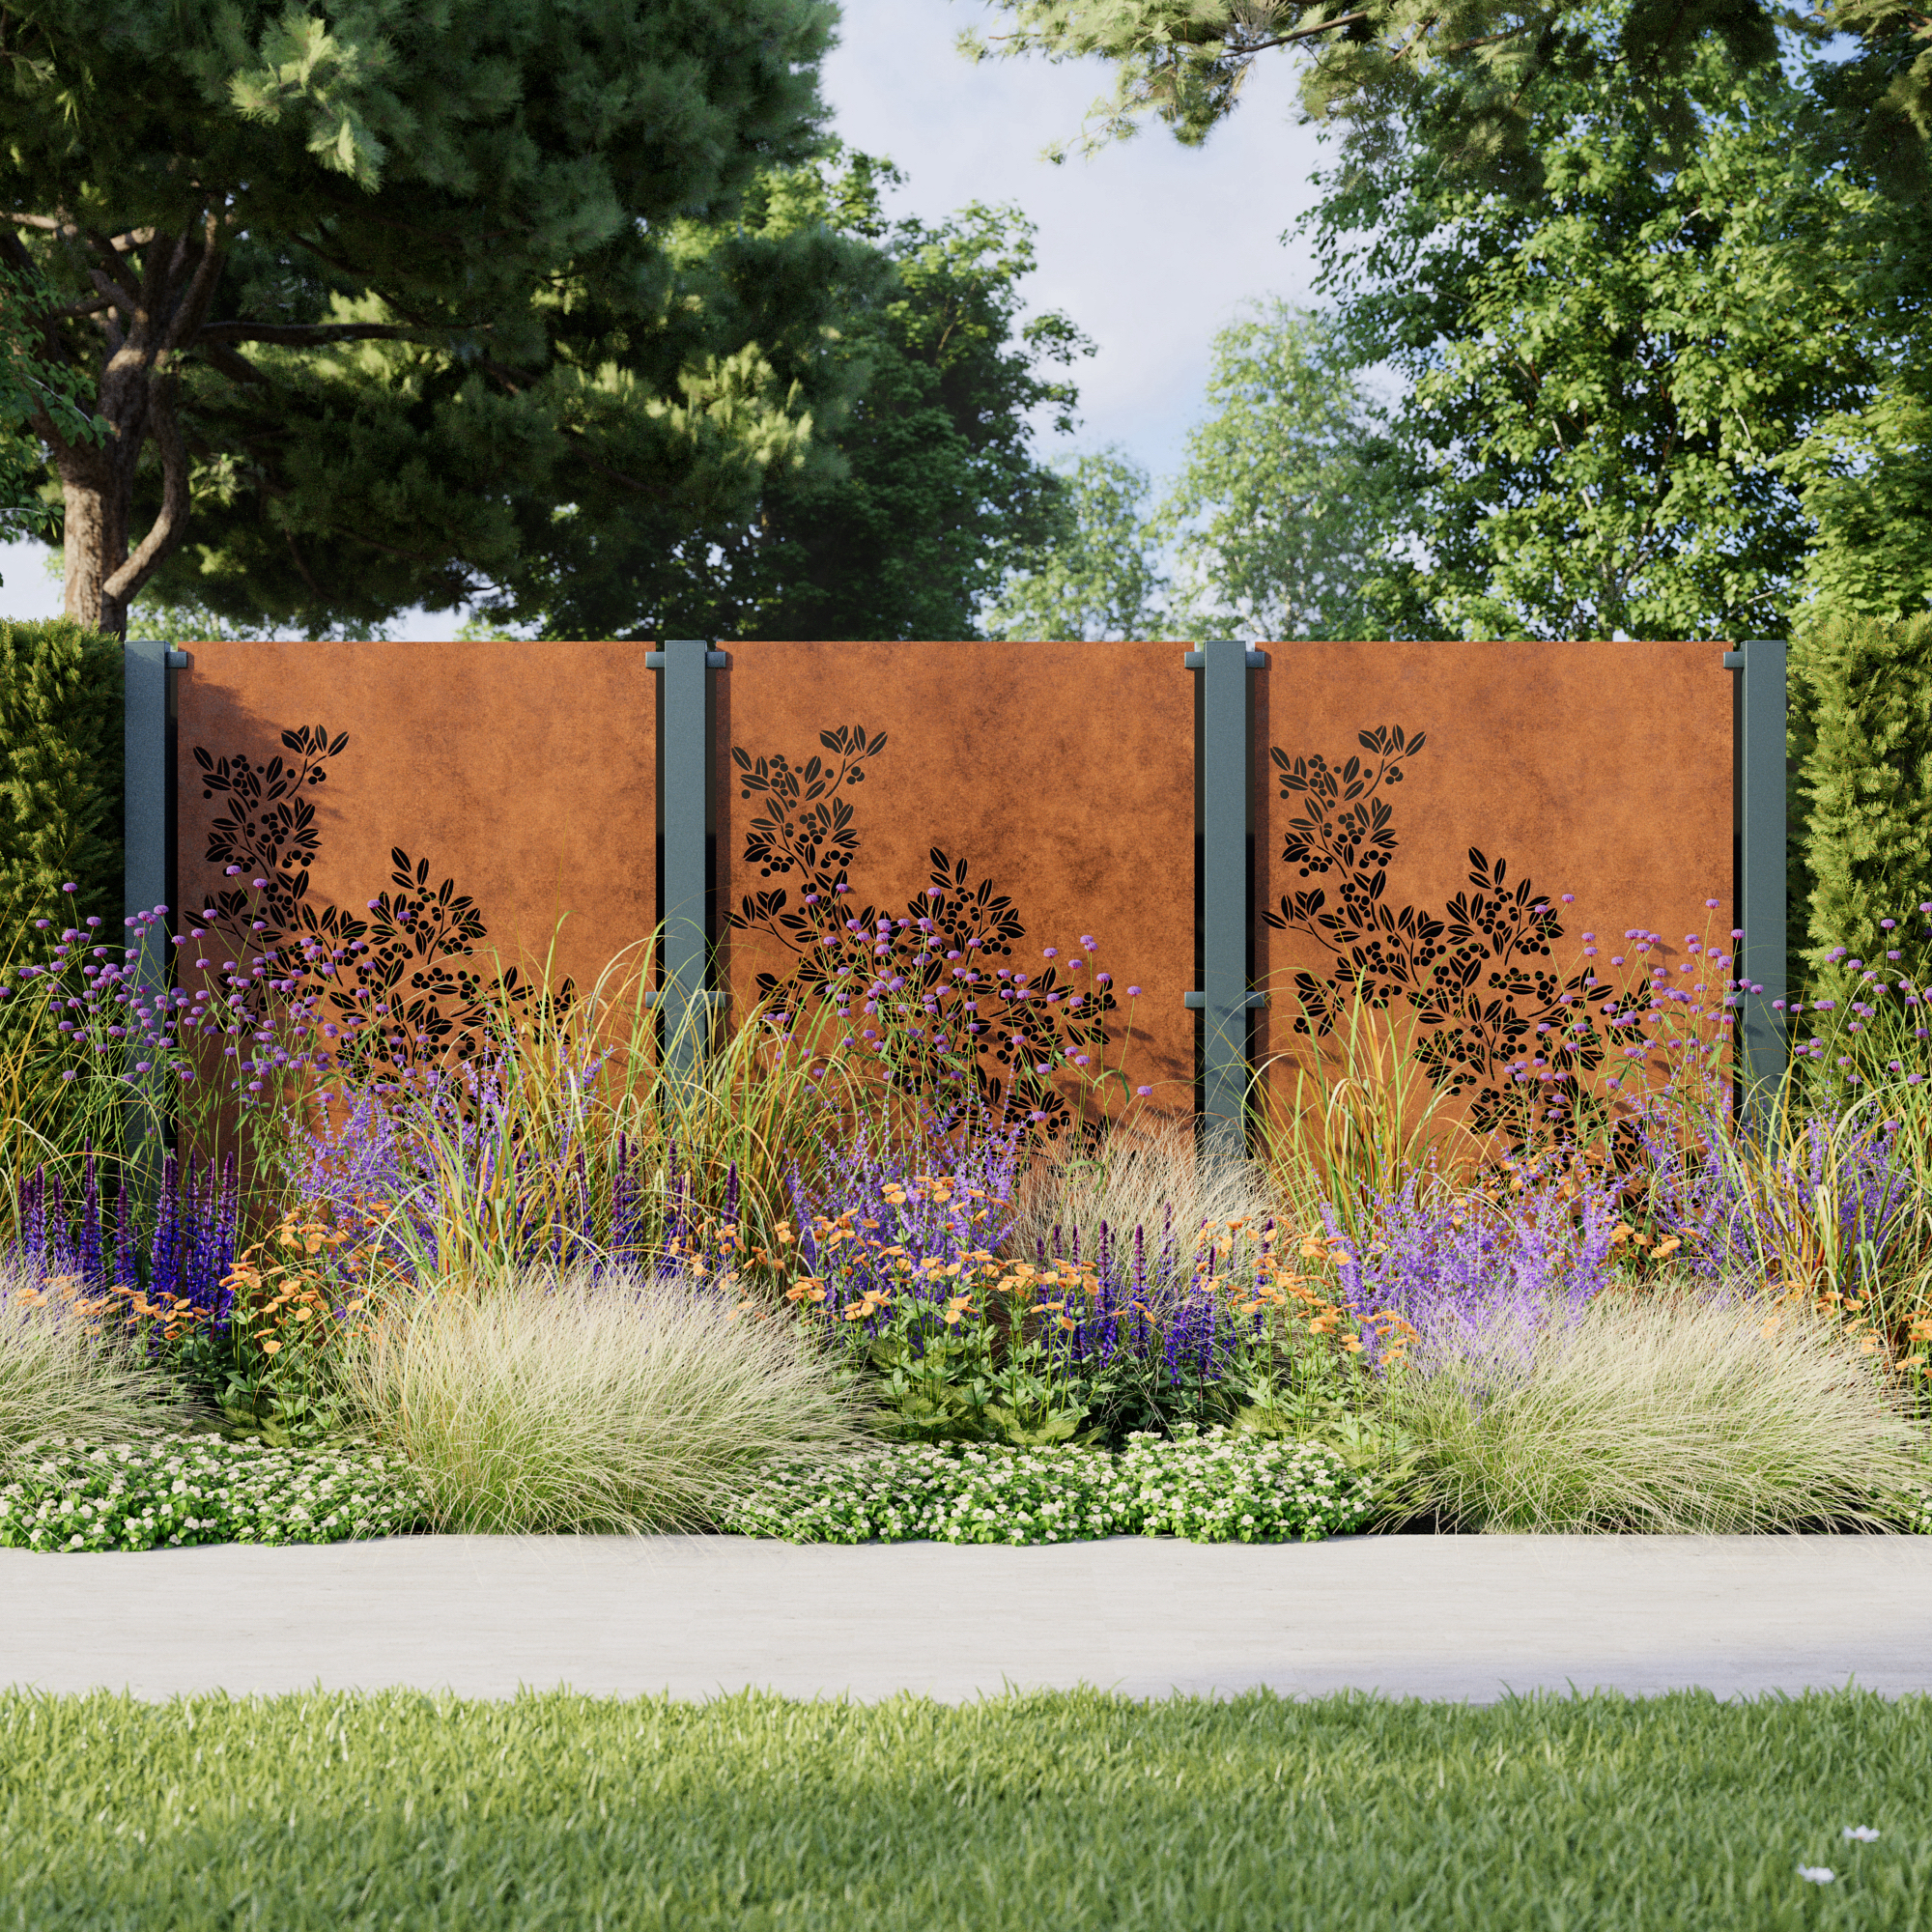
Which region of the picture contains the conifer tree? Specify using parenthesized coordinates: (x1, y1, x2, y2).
(0, 0, 837, 637)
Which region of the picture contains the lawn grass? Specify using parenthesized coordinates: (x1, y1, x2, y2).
(3, 1686, 1928, 1930)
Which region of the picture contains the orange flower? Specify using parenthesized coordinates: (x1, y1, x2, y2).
(260, 1338, 283, 1355)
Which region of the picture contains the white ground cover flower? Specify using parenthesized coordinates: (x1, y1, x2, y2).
(720, 1427, 1378, 1546)
(0, 1435, 431, 1551)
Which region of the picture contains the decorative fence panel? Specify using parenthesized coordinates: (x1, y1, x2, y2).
(169, 641, 657, 1050)
(1253, 640, 1740, 1138)
(124, 636, 1785, 1141)
(713, 639, 1197, 1133)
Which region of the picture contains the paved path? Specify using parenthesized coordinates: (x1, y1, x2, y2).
(7, 1534, 1931, 1704)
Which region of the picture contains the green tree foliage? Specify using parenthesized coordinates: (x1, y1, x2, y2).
(987, 307, 1398, 641)
(982, 448, 1168, 640)
(1156, 303, 1397, 639)
(490, 155, 1090, 640)
(1790, 611, 1932, 970)
(1313, 44, 1885, 640)
(965, 0, 1921, 202)
(0, 0, 837, 639)
(0, 257, 103, 546)
(1799, 384, 1932, 625)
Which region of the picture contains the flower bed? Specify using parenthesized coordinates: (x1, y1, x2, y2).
(0, 1435, 430, 1552)
(3, 879, 1931, 1544)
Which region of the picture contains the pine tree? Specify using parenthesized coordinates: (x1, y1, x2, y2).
(0, 0, 837, 637)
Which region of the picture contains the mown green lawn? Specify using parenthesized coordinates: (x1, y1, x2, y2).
(2, 1686, 1927, 1930)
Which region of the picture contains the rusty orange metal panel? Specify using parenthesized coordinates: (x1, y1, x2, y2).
(717, 641, 1195, 1134)
(176, 642, 657, 1049)
(1254, 641, 1734, 1138)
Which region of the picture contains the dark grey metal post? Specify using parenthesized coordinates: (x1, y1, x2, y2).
(644, 639, 724, 1079)
(1723, 639, 1788, 1108)
(1184, 640, 1266, 1154)
(123, 640, 185, 1181)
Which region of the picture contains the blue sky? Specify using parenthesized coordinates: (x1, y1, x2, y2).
(0, 1, 1331, 632)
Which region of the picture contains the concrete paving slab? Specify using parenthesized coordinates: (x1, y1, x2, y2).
(6, 1534, 1931, 1704)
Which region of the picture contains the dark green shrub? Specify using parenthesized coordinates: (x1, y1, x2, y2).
(0, 618, 123, 1205)
(1789, 610, 1932, 977)
(0, 617, 122, 947)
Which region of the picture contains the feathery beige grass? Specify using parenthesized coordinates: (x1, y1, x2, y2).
(0, 1260, 183, 1457)
(343, 1267, 863, 1532)
(1005, 1117, 1272, 1294)
(1388, 1287, 1922, 1533)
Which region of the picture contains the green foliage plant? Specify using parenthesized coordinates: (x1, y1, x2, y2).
(1154, 303, 1399, 641)
(341, 1264, 864, 1533)
(0, 621, 125, 1189)
(0, 0, 840, 638)
(509, 151, 1092, 642)
(982, 447, 1170, 640)
(0, 623, 124, 946)
(1387, 1286, 1921, 1531)
(1311, 39, 1882, 642)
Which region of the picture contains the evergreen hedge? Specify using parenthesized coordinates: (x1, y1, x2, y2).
(0, 617, 123, 951)
(1789, 611, 1932, 977)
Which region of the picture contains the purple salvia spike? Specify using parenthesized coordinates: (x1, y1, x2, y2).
(112, 1175, 138, 1294)
(78, 1150, 102, 1288)
(43, 1169, 69, 1277)
(20, 1166, 43, 1271)
(150, 1152, 181, 1300)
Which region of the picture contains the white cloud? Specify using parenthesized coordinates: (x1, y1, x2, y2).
(827, 0, 1330, 475)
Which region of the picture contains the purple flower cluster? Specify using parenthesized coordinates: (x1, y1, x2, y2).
(791, 1122, 1261, 1385)
(14, 1150, 241, 1328)
(0, 886, 379, 1109)
(1640, 1110, 1923, 1301)
(1323, 1163, 1623, 1365)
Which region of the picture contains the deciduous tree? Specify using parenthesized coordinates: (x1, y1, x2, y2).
(1314, 43, 1888, 639)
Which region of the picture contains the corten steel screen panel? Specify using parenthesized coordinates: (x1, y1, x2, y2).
(716, 641, 1195, 1129)
(176, 642, 657, 1050)
(1253, 641, 1734, 1135)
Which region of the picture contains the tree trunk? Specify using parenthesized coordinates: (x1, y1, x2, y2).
(8, 218, 224, 641)
(57, 419, 136, 639)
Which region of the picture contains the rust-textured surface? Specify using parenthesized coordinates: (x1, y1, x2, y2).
(1254, 641, 1734, 1134)
(717, 641, 1196, 1130)
(177, 642, 657, 1029)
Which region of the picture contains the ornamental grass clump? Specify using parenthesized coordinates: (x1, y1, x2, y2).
(342, 1266, 863, 1533)
(0, 1259, 182, 1457)
(1388, 1288, 1922, 1533)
